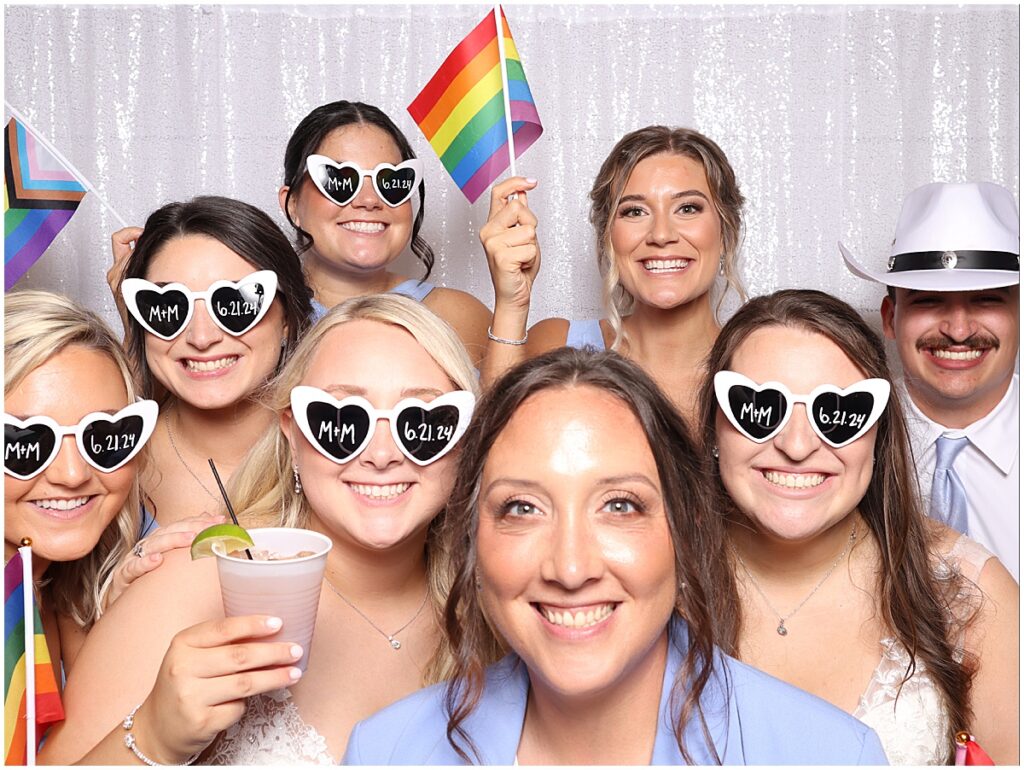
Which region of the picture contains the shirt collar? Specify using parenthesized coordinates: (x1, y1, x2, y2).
(903, 374, 1019, 474)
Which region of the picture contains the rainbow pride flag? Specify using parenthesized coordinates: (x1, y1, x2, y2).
(408, 6, 543, 203)
(4, 117, 87, 291)
(4, 548, 63, 765)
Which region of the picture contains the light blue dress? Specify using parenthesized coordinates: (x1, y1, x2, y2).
(309, 279, 436, 323)
(565, 318, 606, 350)
(343, 620, 888, 765)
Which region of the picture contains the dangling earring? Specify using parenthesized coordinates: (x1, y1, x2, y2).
(718, 256, 726, 276)
(711, 446, 719, 459)
(474, 570, 482, 590)
(293, 465, 303, 495)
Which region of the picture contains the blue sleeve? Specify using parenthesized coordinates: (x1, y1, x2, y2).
(340, 721, 363, 765)
(857, 727, 890, 765)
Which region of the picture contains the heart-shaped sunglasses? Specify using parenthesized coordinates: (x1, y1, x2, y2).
(290, 386, 475, 467)
(121, 270, 278, 340)
(4, 400, 158, 480)
(713, 371, 890, 449)
(305, 155, 423, 208)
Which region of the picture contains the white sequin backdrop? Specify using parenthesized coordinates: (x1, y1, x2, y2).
(4, 4, 1019, 336)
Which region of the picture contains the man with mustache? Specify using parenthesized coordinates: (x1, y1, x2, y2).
(841, 182, 1020, 580)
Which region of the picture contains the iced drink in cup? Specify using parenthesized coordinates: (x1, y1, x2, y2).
(214, 527, 332, 671)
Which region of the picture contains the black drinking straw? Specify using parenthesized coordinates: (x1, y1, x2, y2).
(207, 458, 253, 560)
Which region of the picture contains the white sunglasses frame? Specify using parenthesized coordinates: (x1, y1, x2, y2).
(289, 385, 476, 467)
(713, 370, 891, 449)
(121, 270, 279, 341)
(4, 400, 158, 480)
(305, 155, 424, 209)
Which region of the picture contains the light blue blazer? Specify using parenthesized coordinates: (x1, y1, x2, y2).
(344, 621, 888, 765)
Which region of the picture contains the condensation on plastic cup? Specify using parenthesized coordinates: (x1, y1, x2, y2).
(214, 527, 332, 672)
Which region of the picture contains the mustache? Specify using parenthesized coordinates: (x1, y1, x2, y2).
(916, 334, 1000, 352)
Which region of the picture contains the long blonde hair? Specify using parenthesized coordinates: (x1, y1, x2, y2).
(589, 126, 747, 351)
(228, 294, 479, 684)
(4, 290, 143, 628)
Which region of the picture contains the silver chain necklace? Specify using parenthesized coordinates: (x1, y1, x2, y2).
(323, 577, 429, 651)
(165, 411, 221, 504)
(732, 521, 857, 637)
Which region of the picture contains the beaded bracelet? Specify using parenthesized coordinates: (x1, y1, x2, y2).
(487, 325, 528, 346)
(122, 704, 201, 766)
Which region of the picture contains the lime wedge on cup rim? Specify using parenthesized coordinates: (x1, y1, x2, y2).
(190, 523, 255, 560)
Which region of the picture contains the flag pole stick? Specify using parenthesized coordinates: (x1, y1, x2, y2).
(21, 546, 36, 766)
(4, 101, 129, 228)
(494, 4, 517, 178)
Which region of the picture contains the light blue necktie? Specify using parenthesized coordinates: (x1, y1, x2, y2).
(929, 436, 970, 534)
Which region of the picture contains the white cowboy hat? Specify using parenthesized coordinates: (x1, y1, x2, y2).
(840, 181, 1019, 291)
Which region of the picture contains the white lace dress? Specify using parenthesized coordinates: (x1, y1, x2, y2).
(203, 688, 334, 765)
(853, 535, 991, 765)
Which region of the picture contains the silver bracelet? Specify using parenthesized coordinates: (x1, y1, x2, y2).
(122, 704, 201, 766)
(487, 325, 528, 346)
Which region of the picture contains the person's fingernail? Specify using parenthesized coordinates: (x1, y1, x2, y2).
(525, 177, 537, 185)
(289, 644, 303, 659)
(266, 617, 283, 630)
(149, 554, 161, 563)
(288, 667, 303, 681)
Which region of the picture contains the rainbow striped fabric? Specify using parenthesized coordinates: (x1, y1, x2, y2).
(4, 117, 86, 291)
(4, 549, 63, 765)
(408, 7, 543, 203)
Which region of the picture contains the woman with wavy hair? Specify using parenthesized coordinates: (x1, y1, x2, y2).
(480, 126, 744, 425)
(41, 294, 479, 765)
(697, 289, 1018, 764)
(279, 100, 491, 364)
(345, 347, 886, 764)
(113, 196, 313, 529)
(5, 291, 156, 695)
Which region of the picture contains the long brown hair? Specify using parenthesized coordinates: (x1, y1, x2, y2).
(440, 347, 732, 764)
(120, 195, 313, 403)
(589, 126, 746, 349)
(696, 289, 977, 761)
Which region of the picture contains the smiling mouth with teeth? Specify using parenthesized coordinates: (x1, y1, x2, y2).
(928, 348, 986, 361)
(536, 603, 617, 629)
(341, 221, 386, 234)
(183, 356, 238, 373)
(762, 470, 828, 489)
(32, 496, 93, 512)
(348, 482, 412, 500)
(642, 258, 692, 273)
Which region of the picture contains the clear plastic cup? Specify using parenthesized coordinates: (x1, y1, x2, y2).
(214, 527, 332, 671)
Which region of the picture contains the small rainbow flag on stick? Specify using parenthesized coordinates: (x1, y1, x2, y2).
(3, 116, 88, 291)
(408, 5, 543, 203)
(4, 547, 64, 766)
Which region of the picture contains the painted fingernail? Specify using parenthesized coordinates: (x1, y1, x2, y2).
(288, 667, 303, 681)
(266, 617, 283, 630)
(525, 177, 537, 184)
(289, 644, 303, 659)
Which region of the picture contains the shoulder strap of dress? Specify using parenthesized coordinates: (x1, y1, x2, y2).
(946, 534, 995, 584)
(389, 279, 436, 302)
(565, 319, 605, 350)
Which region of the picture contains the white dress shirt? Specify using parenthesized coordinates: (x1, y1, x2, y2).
(902, 374, 1019, 582)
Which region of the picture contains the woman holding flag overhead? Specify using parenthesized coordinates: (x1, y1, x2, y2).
(4, 291, 158, 762)
(480, 126, 745, 426)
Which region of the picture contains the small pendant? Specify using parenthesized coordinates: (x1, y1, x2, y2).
(389, 637, 401, 650)
(776, 621, 788, 636)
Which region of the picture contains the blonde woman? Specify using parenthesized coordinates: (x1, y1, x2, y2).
(42, 294, 478, 765)
(4, 290, 157, 694)
(481, 126, 745, 425)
